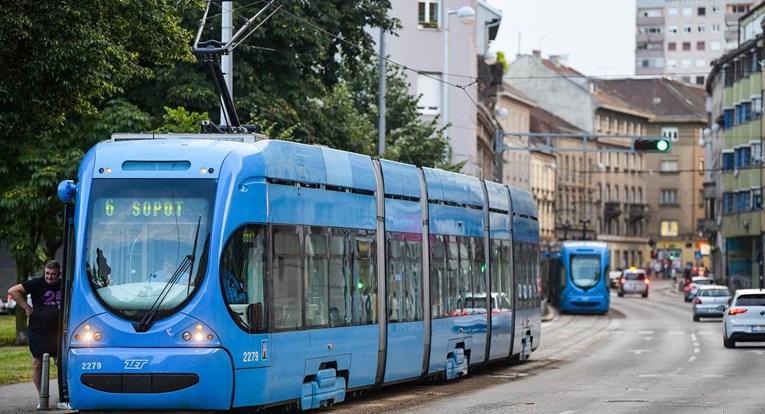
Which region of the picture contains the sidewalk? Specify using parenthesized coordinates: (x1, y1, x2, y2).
(0, 380, 75, 413)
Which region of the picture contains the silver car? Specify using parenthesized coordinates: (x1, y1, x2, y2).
(692, 285, 731, 321)
(723, 289, 765, 348)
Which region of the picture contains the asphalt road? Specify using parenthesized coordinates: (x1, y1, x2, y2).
(332, 278, 765, 414)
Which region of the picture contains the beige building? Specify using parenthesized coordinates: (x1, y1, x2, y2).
(600, 78, 708, 271)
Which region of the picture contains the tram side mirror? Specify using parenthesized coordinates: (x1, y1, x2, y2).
(248, 302, 265, 333)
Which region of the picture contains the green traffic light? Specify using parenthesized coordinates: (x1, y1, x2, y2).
(656, 139, 670, 152)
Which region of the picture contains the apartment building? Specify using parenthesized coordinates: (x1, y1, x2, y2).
(379, 0, 501, 177)
(636, 0, 753, 85)
(705, 3, 765, 289)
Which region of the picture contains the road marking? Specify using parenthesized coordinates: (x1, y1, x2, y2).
(638, 330, 654, 335)
(628, 349, 649, 355)
(748, 350, 764, 355)
(694, 348, 700, 353)
(691, 333, 697, 341)
(688, 356, 697, 362)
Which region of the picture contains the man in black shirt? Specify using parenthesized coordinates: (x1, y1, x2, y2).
(7, 260, 62, 396)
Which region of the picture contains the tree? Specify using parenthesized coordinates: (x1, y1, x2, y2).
(0, 1, 195, 343)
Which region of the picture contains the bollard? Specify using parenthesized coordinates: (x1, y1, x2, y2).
(39, 353, 50, 410)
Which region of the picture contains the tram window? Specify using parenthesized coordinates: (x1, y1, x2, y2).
(221, 225, 267, 333)
(387, 233, 423, 322)
(328, 231, 350, 327)
(430, 236, 447, 318)
(273, 227, 302, 330)
(306, 231, 328, 327)
(355, 230, 376, 324)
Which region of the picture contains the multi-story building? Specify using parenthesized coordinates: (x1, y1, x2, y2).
(636, 0, 753, 85)
(705, 3, 765, 289)
(380, 0, 501, 177)
(507, 52, 654, 269)
(599, 78, 707, 271)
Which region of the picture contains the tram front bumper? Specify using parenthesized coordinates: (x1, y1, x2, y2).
(67, 347, 233, 411)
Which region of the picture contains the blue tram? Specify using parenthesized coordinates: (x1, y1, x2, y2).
(548, 241, 610, 314)
(56, 133, 542, 411)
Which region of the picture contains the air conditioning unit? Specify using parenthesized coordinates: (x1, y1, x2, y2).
(742, 218, 750, 227)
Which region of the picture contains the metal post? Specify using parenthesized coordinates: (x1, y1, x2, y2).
(39, 353, 50, 410)
(377, 27, 386, 157)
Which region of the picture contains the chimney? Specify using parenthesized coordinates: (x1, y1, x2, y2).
(532, 50, 541, 59)
(550, 55, 560, 67)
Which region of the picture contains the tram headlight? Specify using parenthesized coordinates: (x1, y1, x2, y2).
(74, 324, 103, 343)
(182, 323, 215, 342)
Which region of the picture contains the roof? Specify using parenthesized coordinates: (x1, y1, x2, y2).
(529, 105, 585, 135)
(597, 77, 706, 121)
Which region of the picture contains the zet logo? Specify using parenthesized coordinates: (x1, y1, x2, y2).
(124, 359, 149, 370)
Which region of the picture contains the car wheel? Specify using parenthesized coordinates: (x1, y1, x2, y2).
(693, 315, 699, 322)
(642, 292, 648, 298)
(618, 292, 624, 297)
(723, 335, 735, 348)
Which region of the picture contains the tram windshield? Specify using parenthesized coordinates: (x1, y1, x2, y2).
(569, 254, 601, 289)
(84, 179, 214, 322)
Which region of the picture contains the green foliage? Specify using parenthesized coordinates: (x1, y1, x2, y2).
(154, 107, 210, 133)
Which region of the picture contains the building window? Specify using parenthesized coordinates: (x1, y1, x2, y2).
(661, 189, 678, 205)
(696, 41, 705, 51)
(754, 97, 763, 120)
(696, 59, 706, 67)
(697, 25, 706, 33)
(710, 41, 721, 50)
(721, 150, 734, 171)
(418, 0, 439, 29)
(697, 7, 706, 16)
(699, 157, 705, 175)
(683, 25, 692, 34)
(668, 42, 677, 51)
(682, 42, 691, 51)
(682, 7, 692, 17)
(660, 220, 679, 237)
(668, 26, 678, 34)
(661, 127, 679, 141)
(711, 24, 721, 33)
(750, 141, 761, 164)
(661, 157, 679, 172)
(416, 73, 441, 115)
(754, 188, 762, 210)
(695, 76, 705, 85)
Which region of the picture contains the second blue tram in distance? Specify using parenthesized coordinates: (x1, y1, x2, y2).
(55, 133, 542, 412)
(548, 241, 610, 314)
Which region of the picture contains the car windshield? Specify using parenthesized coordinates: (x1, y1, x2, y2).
(84, 179, 214, 322)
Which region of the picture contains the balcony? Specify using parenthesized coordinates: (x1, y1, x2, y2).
(703, 182, 716, 200)
(628, 203, 647, 222)
(697, 218, 717, 234)
(604, 201, 622, 219)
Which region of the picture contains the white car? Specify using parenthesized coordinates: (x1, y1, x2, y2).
(616, 268, 649, 298)
(723, 289, 765, 348)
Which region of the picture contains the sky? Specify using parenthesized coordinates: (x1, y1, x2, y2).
(485, 0, 637, 78)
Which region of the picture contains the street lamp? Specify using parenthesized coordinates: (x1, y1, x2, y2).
(442, 5, 475, 141)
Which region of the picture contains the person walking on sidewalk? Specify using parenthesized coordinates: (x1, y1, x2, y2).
(7, 260, 62, 397)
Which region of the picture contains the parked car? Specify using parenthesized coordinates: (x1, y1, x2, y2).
(684, 276, 713, 302)
(608, 270, 622, 289)
(723, 288, 765, 348)
(692, 285, 732, 321)
(617, 267, 649, 298)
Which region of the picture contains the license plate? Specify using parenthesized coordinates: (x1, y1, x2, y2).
(751, 325, 765, 333)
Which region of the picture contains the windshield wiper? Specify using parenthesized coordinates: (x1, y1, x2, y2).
(134, 216, 202, 332)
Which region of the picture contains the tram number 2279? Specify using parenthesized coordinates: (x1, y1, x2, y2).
(243, 351, 260, 362)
